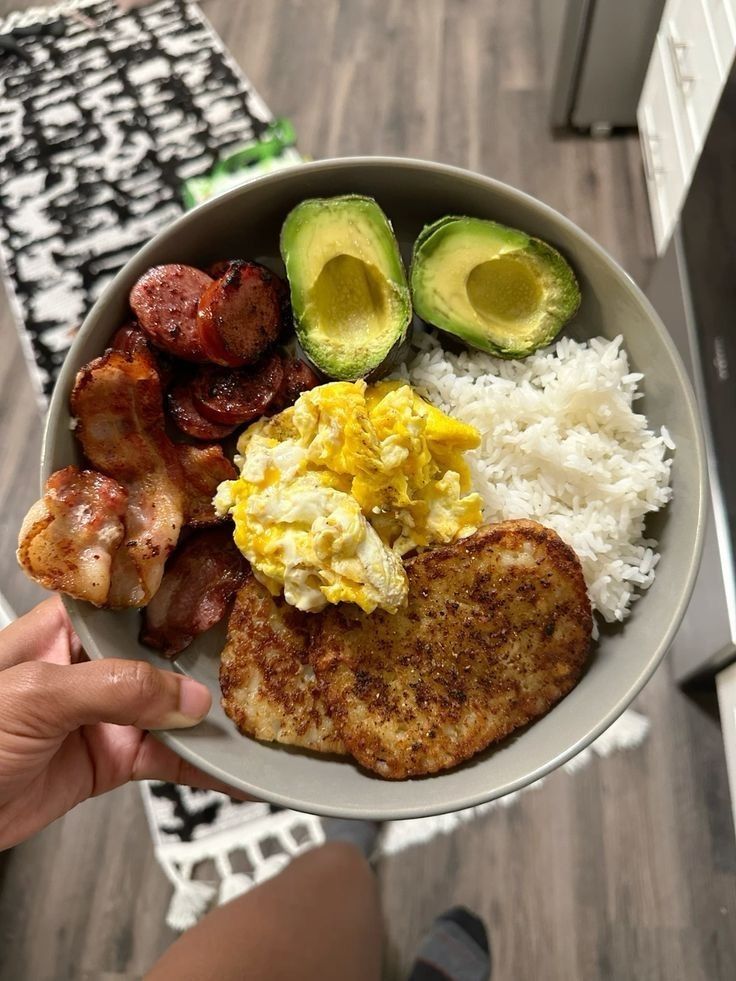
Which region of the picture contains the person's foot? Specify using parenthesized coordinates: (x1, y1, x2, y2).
(408, 905, 491, 981)
(320, 818, 382, 861)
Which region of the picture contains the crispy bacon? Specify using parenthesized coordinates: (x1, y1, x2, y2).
(140, 527, 248, 657)
(177, 443, 237, 527)
(70, 350, 185, 606)
(17, 467, 128, 606)
(20, 350, 246, 607)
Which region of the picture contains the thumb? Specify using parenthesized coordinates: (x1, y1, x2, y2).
(5, 659, 212, 736)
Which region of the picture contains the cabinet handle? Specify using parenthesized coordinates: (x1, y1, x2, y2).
(668, 33, 697, 92)
(640, 128, 664, 182)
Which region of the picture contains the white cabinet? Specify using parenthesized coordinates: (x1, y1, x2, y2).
(638, 0, 736, 254)
(639, 41, 689, 252)
(664, 0, 727, 150)
(708, 0, 736, 74)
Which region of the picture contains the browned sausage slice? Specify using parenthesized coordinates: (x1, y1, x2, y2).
(167, 381, 238, 440)
(197, 261, 285, 366)
(191, 352, 283, 426)
(196, 301, 246, 366)
(109, 323, 176, 389)
(130, 264, 212, 361)
(205, 259, 235, 279)
(140, 527, 247, 658)
(272, 358, 321, 411)
(109, 322, 151, 357)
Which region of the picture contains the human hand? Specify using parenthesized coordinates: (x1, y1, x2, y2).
(0, 596, 245, 850)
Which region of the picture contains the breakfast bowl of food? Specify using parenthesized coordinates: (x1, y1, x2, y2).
(20, 157, 706, 818)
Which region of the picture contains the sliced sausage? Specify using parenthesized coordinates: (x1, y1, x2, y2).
(191, 352, 284, 426)
(109, 323, 176, 389)
(130, 264, 213, 361)
(196, 260, 285, 366)
(167, 381, 238, 440)
(198, 260, 251, 366)
(140, 527, 247, 658)
(109, 322, 150, 357)
(206, 260, 290, 314)
(196, 304, 246, 367)
(205, 259, 235, 279)
(272, 358, 321, 411)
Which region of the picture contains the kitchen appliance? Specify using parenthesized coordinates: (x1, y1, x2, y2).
(546, 0, 666, 133)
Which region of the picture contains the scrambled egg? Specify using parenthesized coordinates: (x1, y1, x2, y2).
(214, 380, 483, 613)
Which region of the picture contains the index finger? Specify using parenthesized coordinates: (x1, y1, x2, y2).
(0, 595, 83, 670)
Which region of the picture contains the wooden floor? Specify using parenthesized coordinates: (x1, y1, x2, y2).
(0, 1, 734, 978)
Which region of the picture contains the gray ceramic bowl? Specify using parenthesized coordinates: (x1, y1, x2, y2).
(42, 157, 706, 819)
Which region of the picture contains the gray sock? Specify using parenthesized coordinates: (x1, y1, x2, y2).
(408, 906, 491, 981)
(320, 818, 382, 859)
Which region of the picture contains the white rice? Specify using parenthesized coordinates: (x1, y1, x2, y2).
(399, 332, 674, 624)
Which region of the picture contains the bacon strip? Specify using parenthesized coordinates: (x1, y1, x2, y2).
(140, 527, 247, 657)
(178, 443, 238, 527)
(17, 467, 128, 606)
(70, 350, 185, 606)
(19, 351, 246, 607)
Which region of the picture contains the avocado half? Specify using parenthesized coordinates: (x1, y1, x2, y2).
(410, 216, 581, 358)
(280, 195, 412, 379)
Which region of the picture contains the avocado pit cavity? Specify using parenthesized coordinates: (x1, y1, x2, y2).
(466, 256, 542, 325)
(311, 254, 390, 342)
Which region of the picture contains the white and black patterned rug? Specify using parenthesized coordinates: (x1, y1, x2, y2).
(0, 0, 294, 400)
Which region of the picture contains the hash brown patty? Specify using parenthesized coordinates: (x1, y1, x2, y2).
(220, 574, 346, 755)
(312, 520, 592, 778)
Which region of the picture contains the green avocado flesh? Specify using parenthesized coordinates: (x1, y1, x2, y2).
(410, 216, 581, 358)
(280, 195, 411, 379)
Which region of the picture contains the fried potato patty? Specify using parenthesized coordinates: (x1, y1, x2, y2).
(312, 520, 592, 778)
(220, 574, 346, 755)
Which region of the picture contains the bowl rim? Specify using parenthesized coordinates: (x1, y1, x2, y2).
(44, 155, 708, 819)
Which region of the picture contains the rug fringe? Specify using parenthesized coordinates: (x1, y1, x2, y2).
(140, 708, 649, 928)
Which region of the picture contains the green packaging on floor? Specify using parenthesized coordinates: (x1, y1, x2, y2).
(181, 118, 302, 209)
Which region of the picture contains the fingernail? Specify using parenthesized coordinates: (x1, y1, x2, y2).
(164, 678, 212, 729)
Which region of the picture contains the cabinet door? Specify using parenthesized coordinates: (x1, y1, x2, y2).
(704, 0, 736, 76)
(664, 0, 733, 153)
(637, 39, 688, 254)
(638, 0, 736, 254)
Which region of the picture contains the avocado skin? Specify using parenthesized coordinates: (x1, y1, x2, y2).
(280, 195, 411, 380)
(410, 215, 581, 359)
